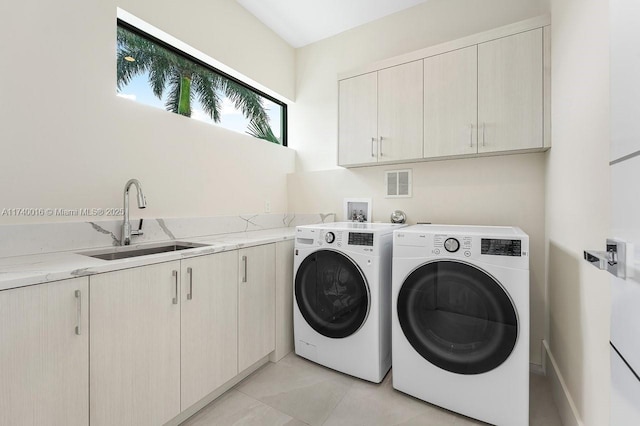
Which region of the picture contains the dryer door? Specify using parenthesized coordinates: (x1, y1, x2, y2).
(397, 260, 518, 375)
(295, 249, 370, 339)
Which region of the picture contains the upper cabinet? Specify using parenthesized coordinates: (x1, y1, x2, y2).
(338, 16, 550, 167)
(338, 61, 423, 167)
(478, 28, 543, 153)
(377, 61, 424, 163)
(338, 72, 378, 166)
(424, 45, 478, 158)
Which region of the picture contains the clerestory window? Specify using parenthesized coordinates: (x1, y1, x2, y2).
(116, 20, 287, 145)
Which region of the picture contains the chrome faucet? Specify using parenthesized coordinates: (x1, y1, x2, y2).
(122, 179, 147, 245)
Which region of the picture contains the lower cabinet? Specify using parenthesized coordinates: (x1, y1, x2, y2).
(0, 277, 89, 426)
(238, 244, 276, 371)
(181, 251, 238, 409)
(271, 240, 295, 362)
(90, 261, 181, 426)
(1, 241, 289, 426)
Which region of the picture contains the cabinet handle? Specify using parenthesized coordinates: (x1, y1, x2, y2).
(379, 136, 384, 156)
(481, 122, 486, 147)
(74, 290, 81, 336)
(172, 270, 178, 304)
(242, 255, 248, 283)
(469, 124, 473, 147)
(187, 267, 193, 300)
(371, 137, 375, 157)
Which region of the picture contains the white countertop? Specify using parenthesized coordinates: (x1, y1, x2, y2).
(0, 228, 295, 291)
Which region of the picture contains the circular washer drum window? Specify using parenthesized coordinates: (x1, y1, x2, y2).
(397, 260, 518, 375)
(295, 250, 370, 339)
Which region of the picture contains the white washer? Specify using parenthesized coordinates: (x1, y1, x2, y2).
(294, 222, 406, 383)
(392, 225, 530, 425)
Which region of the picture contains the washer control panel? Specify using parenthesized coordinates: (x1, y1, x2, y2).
(348, 232, 374, 247)
(444, 238, 460, 253)
(296, 228, 378, 253)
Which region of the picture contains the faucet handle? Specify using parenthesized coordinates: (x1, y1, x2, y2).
(131, 219, 144, 236)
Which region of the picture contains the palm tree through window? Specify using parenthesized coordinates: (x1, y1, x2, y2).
(116, 24, 285, 144)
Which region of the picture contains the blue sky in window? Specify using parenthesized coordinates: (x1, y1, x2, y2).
(117, 72, 282, 141)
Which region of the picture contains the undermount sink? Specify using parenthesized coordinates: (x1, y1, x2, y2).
(79, 242, 209, 261)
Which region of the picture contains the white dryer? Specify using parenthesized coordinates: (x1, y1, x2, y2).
(392, 225, 530, 426)
(293, 222, 405, 383)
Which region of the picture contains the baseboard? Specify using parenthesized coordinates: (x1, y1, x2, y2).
(165, 355, 271, 426)
(544, 340, 584, 426)
(530, 362, 545, 375)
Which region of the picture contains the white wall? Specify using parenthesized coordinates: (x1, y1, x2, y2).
(289, 0, 550, 171)
(0, 0, 295, 224)
(545, 0, 611, 425)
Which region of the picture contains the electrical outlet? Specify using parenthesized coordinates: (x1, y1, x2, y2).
(264, 200, 271, 213)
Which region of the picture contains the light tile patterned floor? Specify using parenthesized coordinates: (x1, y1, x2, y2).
(182, 353, 563, 426)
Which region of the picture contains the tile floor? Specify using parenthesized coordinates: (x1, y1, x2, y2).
(182, 353, 563, 426)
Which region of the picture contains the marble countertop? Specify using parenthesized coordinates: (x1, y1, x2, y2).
(0, 228, 295, 291)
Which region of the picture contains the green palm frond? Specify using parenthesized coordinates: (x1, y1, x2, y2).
(246, 119, 280, 144)
(191, 71, 222, 122)
(147, 56, 173, 98)
(116, 28, 158, 90)
(222, 80, 270, 126)
(165, 72, 184, 115)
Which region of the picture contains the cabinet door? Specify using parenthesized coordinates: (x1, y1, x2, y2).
(338, 72, 378, 166)
(478, 28, 543, 153)
(0, 278, 88, 426)
(270, 240, 295, 362)
(181, 251, 238, 410)
(378, 60, 424, 162)
(424, 46, 478, 158)
(90, 261, 181, 426)
(238, 244, 276, 371)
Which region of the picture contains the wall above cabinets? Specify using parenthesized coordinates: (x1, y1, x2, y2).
(337, 16, 551, 168)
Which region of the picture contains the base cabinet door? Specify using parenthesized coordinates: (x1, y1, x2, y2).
(238, 244, 276, 371)
(0, 278, 89, 426)
(478, 28, 543, 153)
(90, 261, 181, 426)
(181, 251, 239, 410)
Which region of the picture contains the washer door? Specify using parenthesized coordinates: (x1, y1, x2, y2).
(295, 249, 370, 339)
(397, 260, 518, 375)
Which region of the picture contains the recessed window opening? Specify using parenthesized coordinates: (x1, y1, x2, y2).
(116, 19, 287, 145)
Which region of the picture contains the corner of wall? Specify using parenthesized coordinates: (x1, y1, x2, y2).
(544, 340, 584, 426)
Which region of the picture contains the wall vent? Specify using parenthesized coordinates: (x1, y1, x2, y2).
(385, 169, 412, 198)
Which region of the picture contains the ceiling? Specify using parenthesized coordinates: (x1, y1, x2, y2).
(236, 0, 430, 48)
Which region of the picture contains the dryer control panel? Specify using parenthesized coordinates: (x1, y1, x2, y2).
(433, 234, 473, 257)
(481, 239, 522, 257)
(394, 226, 529, 270)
